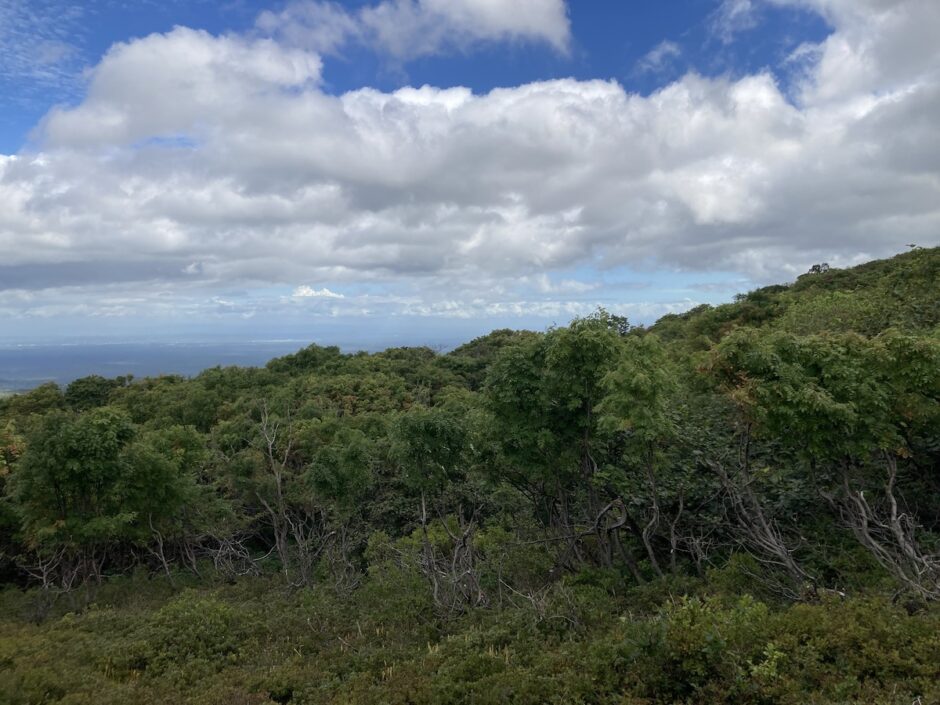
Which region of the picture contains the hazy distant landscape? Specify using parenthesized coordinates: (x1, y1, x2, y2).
(0, 341, 341, 393)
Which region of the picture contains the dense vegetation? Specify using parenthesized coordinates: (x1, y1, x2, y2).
(1, 247, 938, 705)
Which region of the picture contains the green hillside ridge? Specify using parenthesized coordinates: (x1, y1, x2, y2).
(649, 246, 939, 346)
(1, 247, 939, 705)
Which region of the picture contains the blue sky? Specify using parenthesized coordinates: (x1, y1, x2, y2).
(0, 0, 937, 347)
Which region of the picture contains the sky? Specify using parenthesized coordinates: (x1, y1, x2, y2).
(0, 0, 938, 348)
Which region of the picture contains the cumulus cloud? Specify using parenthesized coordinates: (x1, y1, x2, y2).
(1, 0, 939, 328)
(256, 0, 571, 60)
(39, 27, 323, 147)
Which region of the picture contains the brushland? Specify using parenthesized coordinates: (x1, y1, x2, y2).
(1, 247, 938, 705)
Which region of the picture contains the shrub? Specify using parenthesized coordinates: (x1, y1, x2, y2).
(126, 590, 247, 685)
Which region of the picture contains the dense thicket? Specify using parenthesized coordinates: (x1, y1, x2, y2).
(1, 247, 938, 704)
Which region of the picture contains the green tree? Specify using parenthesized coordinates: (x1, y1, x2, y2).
(310, 426, 375, 514)
(709, 328, 940, 597)
(2, 382, 64, 423)
(64, 375, 120, 411)
(485, 311, 626, 567)
(598, 334, 680, 576)
(8, 408, 204, 586)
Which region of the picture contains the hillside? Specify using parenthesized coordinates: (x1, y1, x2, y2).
(650, 246, 939, 345)
(1, 247, 939, 705)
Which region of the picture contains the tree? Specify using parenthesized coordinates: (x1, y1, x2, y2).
(485, 311, 627, 569)
(708, 328, 940, 598)
(308, 424, 376, 590)
(2, 382, 64, 423)
(8, 408, 203, 588)
(310, 426, 374, 514)
(389, 403, 486, 612)
(246, 401, 333, 587)
(133, 425, 223, 581)
(64, 375, 120, 411)
(0, 421, 24, 577)
(598, 334, 681, 576)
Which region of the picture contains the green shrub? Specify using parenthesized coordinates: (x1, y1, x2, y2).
(123, 590, 248, 685)
(622, 595, 774, 703)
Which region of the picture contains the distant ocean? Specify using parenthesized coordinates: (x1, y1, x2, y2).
(0, 341, 317, 392)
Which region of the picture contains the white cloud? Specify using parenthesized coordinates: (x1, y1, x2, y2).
(527, 274, 598, 295)
(710, 0, 760, 43)
(39, 27, 323, 147)
(256, 2, 361, 56)
(636, 40, 682, 75)
(257, 0, 571, 60)
(292, 285, 344, 298)
(772, 0, 940, 105)
(1, 1, 939, 327)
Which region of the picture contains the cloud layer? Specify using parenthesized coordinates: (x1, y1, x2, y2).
(0, 0, 86, 101)
(1, 0, 938, 331)
(256, 0, 571, 59)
